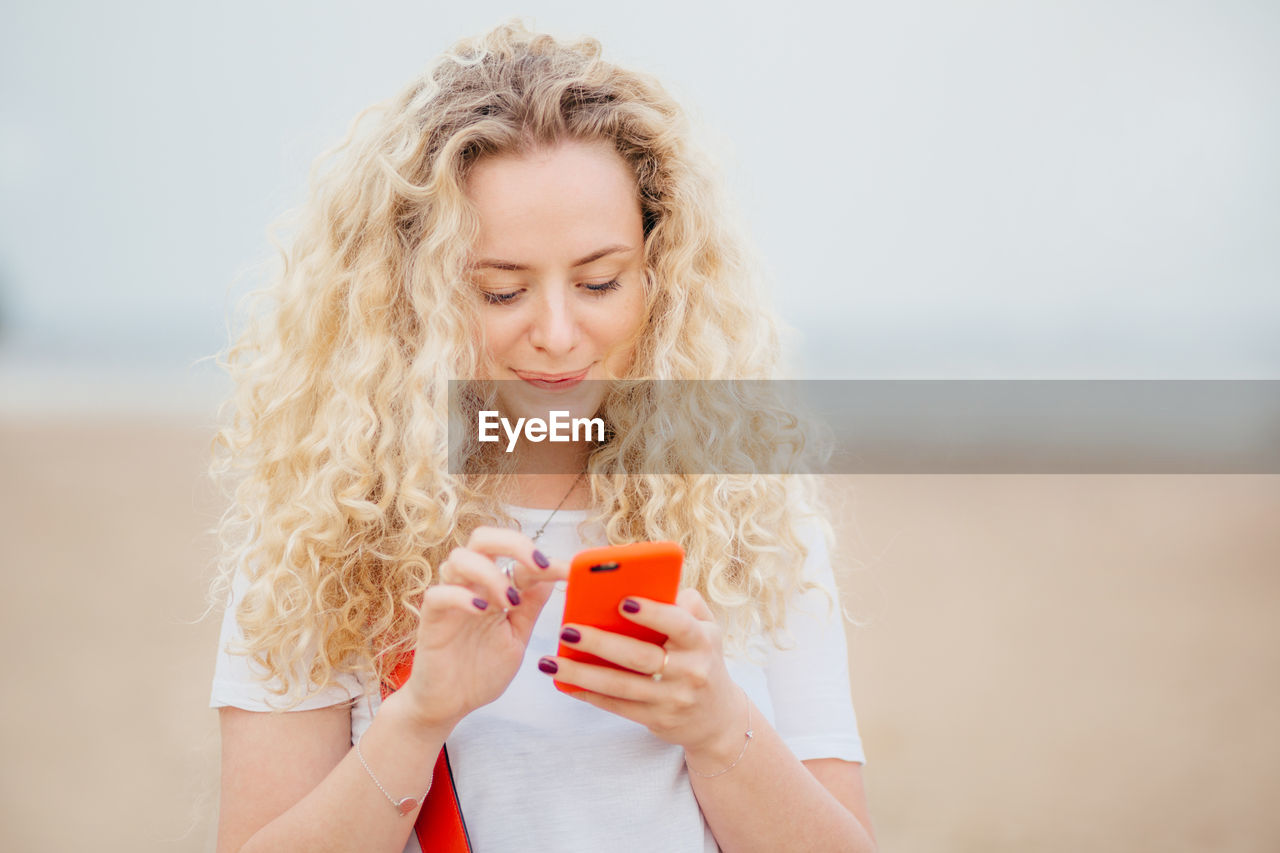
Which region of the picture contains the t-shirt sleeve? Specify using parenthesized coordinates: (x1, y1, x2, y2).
(763, 517, 867, 765)
(209, 570, 362, 712)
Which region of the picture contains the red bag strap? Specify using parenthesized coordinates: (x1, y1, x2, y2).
(380, 652, 472, 853)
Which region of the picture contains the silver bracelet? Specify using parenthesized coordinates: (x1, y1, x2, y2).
(355, 734, 428, 816)
(687, 689, 754, 778)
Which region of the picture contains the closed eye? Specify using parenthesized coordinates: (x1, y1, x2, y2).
(479, 279, 622, 306)
(481, 289, 521, 305)
(584, 279, 621, 295)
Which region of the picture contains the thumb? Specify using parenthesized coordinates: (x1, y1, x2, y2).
(677, 587, 715, 622)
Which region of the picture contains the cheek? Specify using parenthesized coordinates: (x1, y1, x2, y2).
(597, 294, 648, 363)
(622, 289, 650, 341)
(479, 314, 519, 365)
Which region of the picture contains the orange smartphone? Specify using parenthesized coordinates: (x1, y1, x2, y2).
(554, 540, 684, 694)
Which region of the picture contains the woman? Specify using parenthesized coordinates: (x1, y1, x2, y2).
(210, 20, 876, 853)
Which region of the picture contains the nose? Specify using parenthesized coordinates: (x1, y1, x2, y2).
(528, 282, 580, 357)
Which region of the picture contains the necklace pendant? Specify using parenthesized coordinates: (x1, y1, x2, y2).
(395, 796, 421, 816)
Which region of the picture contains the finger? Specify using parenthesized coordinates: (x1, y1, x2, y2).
(541, 558, 572, 583)
(440, 547, 513, 608)
(617, 597, 705, 649)
(504, 557, 571, 588)
(537, 655, 660, 704)
(502, 573, 564, 640)
(559, 623, 668, 678)
(676, 587, 716, 622)
(421, 583, 495, 619)
(465, 526, 558, 586)
(565, 689, 652, 727)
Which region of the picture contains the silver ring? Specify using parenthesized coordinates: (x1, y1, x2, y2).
(651, 648, 669, 682)
(496, 557, 517, 589)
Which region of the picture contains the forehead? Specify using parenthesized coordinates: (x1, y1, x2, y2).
(465, 139, 643, 265)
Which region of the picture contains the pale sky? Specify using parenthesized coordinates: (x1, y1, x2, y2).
(1, 0, 1276, 414)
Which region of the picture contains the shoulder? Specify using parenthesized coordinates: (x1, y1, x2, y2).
(758, 505, 867, 765)
(786, 503, 841, 615)
(209, 569, 367, 712)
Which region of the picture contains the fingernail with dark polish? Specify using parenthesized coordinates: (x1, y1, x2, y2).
(538, 657, 559, 674)
(506, 586, 521, 606)
(560, 627, 581, 643)
(472, 597, 489, 611)
(622, 598, 640, 614)
(533, 549, 550, 569)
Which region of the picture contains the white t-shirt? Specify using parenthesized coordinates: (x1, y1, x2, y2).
(210, 506, 866, 852)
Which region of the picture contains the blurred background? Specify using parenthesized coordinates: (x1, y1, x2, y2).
(1, 1, 1277, 850)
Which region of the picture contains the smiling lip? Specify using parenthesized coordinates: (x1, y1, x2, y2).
(513, 368, 590, 390)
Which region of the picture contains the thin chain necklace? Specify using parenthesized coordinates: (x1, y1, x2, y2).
(529, 471, 587, 543)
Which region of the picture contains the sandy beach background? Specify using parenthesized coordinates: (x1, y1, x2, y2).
(1, 415, 1276, 851)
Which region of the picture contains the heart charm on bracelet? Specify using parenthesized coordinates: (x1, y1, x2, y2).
(395, 796, 422, 816)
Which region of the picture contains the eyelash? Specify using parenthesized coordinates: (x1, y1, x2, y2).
(481, 279, 622, 306)
(585, 278, 622, 295)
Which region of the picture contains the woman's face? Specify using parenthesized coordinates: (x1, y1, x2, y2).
(466, 138, 648, 421)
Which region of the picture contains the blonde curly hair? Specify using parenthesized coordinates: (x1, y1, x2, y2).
(208, 19, 834, 706)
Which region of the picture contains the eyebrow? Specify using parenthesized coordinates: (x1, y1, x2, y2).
(472, 244, 635, 272)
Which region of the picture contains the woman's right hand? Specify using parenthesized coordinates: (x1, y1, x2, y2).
(399, 526, 569, 730)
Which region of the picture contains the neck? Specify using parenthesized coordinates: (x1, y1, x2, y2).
(505, 437, 590, 475)
(505, 442, 591, 509)
(508, 473, 590, 510)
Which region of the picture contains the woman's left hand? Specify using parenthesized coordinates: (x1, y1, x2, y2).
(537, 588, 740, 753)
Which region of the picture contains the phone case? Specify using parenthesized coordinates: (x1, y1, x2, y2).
(554, 540, 684, 694)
